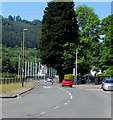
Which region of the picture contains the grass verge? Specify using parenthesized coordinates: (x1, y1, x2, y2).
(0, 82, 26, 93)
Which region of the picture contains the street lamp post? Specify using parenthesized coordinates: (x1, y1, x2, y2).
(75, 49, 78, 84)
(20, 28, 28, 87)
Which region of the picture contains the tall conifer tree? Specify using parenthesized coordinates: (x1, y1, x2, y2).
(39, 1, 79, 82)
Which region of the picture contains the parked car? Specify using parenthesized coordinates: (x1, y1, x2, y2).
(103, 77, 113, 81)
(62, 79, 73, 87)
(101, 78, 113, 91)
(47, 77, 53, 82)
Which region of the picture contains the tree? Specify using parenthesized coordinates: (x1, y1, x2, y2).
(16, 15, 22, 22)
(75, 5, 101, 75)
(39, 2, 79, 82)
(8, 15, 15, 21)
(2, 16, 41, 48)
(99, 15, 113, 71)
(2, 46, 39, 75)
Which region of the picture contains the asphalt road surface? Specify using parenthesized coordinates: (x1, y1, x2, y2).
(2, 79, 112, 118)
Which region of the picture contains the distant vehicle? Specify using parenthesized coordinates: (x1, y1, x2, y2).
(103, 77, 113, 81)
(101, 78, 113, 91)
(62, 79, 73, 87)
(47, 77, 53, 82)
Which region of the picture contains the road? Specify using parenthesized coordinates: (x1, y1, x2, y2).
(2, 79, 112, 118)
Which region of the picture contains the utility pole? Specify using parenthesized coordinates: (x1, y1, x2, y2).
(20, 28, 28, 87)
(25, 61, 27, 78)
(18, 53, 20, 78)
(27, 61, 29, 78)
(35, 56, 37, 79)
(75, 49, 78, 84)
(30, 62, 32, 78)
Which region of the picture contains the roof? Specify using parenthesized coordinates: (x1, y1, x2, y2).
(83, 74, 95, 77)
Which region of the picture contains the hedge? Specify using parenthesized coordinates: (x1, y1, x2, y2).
(97, 74, 112, 81)
(64, 74, 74, 82)
(2, 73, 17, 78)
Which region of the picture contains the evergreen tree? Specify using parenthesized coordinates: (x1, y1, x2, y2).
(8, 15, 15, 21)
(39, 2, 79, 82)
(16, 15, 22, 22)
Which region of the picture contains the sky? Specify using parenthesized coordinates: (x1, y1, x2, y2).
(1, 1, 112, 21)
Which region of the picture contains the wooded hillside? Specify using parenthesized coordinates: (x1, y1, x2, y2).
(2, 15, 41, 48)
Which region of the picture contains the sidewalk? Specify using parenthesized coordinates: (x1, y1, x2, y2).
(0, 82, 34, 98)
(73, 84, 101, 89)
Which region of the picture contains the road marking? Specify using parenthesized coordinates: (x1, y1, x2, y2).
(54, 106, 59, 109)
(43, 86, 51, 88)
(64, 103, 67, 105)
(40, 112, 46, 115)
(58, 86, 73, 104)
(70, 95, 73, 99)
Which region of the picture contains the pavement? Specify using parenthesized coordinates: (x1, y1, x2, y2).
(74, 84, 102, 89)
(0, 82, 35, 98)
(0, 79, 102, 98)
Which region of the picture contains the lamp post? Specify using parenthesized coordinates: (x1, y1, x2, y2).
(75, 49, 78, 84)
(20, 28, 28, 87)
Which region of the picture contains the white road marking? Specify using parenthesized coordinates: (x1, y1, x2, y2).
(70, 95, 73, 99)
(39, 86, 73, 117)
(43, 86, 51, 88)
(54, 106, 59, 109)
(40, 112, 46, 115)
(56, 86, 73, 105)
(64, 103, 67, 105)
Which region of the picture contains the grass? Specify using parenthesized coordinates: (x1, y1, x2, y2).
(0, 82, 26, 93)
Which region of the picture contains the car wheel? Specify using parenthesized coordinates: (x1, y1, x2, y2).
(103, 88, 106, 91)
(70, 85, 72, 87)
(62, 85, 64, 87)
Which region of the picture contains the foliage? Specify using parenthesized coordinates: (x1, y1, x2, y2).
(104, 66, 113, 76)
(99, 15, 113, 70)
(2, 16, 41, 48)
(97, 66, 113, 81)
(39, 2, 79, 82)
(75, 5, 101, 75)
(2, 72, 17, 77)
(2, 46, 39, 75)
(64, 74, 74, 82)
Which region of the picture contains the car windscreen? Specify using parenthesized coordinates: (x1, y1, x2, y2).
(105, 80, 113, 83)
(65, 80, 71, 81)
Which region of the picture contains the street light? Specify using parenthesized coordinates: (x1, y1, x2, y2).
(23, 29, 28, 63)
(20, 28, 28, 87)
(74, 49, 78, 85)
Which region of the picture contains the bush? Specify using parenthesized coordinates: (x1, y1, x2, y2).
(97, 66, 113, 81)
(97, 74, 110, 81)
(64, 74, 74, 82)
(104, 66, 113, 76)
(2, 72, 17, 78)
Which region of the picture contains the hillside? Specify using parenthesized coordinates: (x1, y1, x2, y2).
(2, 15, 41, 48)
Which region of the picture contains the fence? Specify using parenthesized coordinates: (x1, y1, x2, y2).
(0, 77, 27, 84)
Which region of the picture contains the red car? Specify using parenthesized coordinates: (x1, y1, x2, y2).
(62, 79, 73, 87)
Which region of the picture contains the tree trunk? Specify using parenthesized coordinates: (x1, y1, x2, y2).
(59, 73, 64, 83)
